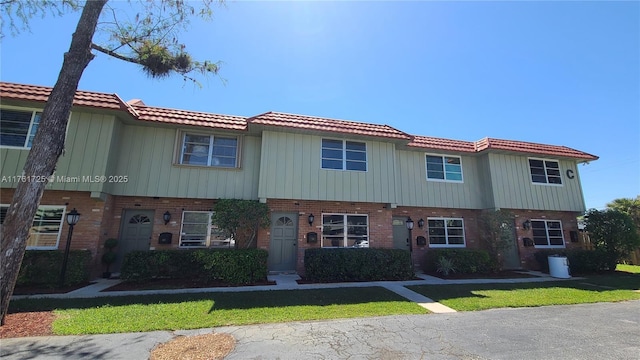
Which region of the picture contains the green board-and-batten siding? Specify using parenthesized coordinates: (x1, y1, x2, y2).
(487, 153, 586, 212)
(107, 125, 260, 199)
(395, 150, 485, 209)
(257, 131, 398, 203)
(0, 111, 117, 193)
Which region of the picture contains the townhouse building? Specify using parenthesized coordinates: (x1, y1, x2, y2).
(0, 82, 598, 275)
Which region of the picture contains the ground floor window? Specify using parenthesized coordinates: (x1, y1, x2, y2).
(532, 219, 564, 247)
(0, 205, 65, 249)
(322, 213, 369, 248)
(179, 211, 234, 248)
(427, 218, 465, 247)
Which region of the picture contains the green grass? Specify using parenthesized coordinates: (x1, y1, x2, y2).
(408, 271, 640, 311)
(617, 264, 640, 274)
(9, 287, 426, 335)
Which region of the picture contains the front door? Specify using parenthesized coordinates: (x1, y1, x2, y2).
(268, 213, 298, 272)
(502, 219, 521, 270)
(115, 210, 154, 272)
(392, 217, 410, 250)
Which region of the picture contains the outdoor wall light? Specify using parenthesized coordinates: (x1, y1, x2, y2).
(417, 218, 425, 229)
(308, 213, 315, 226)
(523, 219, 531, 230)
(163, 211, 171, 225)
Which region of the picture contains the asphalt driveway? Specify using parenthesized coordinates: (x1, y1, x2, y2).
(2, 300, 638, 359)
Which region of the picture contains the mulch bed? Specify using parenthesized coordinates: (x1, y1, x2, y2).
(102, 278, 276, 292)
(0, 311, 55, 338)
(424, 270, 538, 280)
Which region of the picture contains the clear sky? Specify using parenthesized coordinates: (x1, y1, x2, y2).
(1, 1, 638, 210)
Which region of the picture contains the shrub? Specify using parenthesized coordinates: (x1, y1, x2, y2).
(120, 249, 268, 285)
(534, 249, 609, 274)
(585, 209, 640, 270)
(17, 250, 92, 287)
(304, 248, 414, 282)
(436, 257, 456, 276)
(423, 249, 496, 274)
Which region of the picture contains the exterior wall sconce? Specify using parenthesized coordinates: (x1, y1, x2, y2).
(308, 213, 314, 226)
(417, 218, 425, 229)
(163, 211, 171, 225)
(523, 219, 531, 230)
(59, 208, 80, 288)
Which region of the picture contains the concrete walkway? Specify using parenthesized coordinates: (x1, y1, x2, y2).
(12, 271, 569, 314)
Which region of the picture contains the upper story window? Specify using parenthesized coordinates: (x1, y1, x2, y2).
(321, 139, 367, 171)
(426, 155, 463, 182)
(531, 220, 564, 248)
(0, 109, 42, 149)
(427, 218, 465, 247)
(529, 158, 562, 185)
(0, 205, 65, 249)
(321, 213, 369, 248)
(180, 133, 239, 168)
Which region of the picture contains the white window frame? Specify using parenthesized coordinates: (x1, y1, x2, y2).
(427, 217, 466, 248)
(179, 211, 212, 248)
(528, 157, 563, 186)
(0, 107, 42, 149)
(0, 204, 66, 250)
(177, 131, 240, 168)
(321, 213, 369, 248)
(321, 139, 368, 172)
(425, 154, 463, 183)
(531, 219, 565, 248)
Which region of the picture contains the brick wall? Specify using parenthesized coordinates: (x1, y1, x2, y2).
(510, 209, 581, 270)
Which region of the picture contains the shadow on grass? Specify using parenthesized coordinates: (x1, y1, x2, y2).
(8, 287, 412, 314)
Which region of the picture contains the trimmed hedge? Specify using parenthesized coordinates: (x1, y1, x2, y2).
(534, 249, 609, 274)
(304, 248, 414, 282)
(17, 250, 92, 287)
(423, 249, 497, 274)
(120, 249, 268, 285)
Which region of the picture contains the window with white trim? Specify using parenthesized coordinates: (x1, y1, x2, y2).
(426, 155, 463, 182)
(529, 158, 562, 185)
(322, 214, 369, 248)
(427, 218, 465, 247)
(321, 139, 367, 171)
(179, 211, 234, 248)
(531, 220, 565, 247)
(0, 205, 65, 249)
(180, 133, 239, 168)
(0, 109, 42, 148)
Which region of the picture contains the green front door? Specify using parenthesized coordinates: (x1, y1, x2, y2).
(392, 216, 410, 250)
(268, 213, 298, 272)
(114, 210, 154, 272)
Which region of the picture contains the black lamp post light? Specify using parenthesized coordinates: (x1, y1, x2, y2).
(59, 208, 80, 288)
(405, 217, 414, 253)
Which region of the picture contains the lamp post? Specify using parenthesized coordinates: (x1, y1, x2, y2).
(405, 217, 414, 253)
(59, 208, 80, 288)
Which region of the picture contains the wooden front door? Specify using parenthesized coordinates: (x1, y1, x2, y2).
(114, 210, 154, 272)
(268, 213, 298, 272)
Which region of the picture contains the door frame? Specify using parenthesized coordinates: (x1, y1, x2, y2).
(115, 209, 155, 272)
(268, 212, 299, 272)
(392, 216, 410, 251)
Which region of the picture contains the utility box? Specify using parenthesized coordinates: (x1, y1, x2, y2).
(548, 255, 571, 279)
(158, 232, 172, 245)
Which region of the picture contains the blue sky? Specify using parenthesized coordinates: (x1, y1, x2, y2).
(1, 1, 638, 210)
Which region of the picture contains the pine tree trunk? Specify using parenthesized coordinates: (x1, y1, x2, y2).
(0, 0, 107, 325)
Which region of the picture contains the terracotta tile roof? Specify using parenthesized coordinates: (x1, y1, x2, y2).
(132, 105, 247, 131)
(475, 137, 598, 161)
(247, 111, 412, 140)
(408, 136, 476, 152)
(0, 81, 138, 117)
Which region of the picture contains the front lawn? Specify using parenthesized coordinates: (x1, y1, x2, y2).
(408, 269, 640, 311)
(9, 287, 426, 335)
